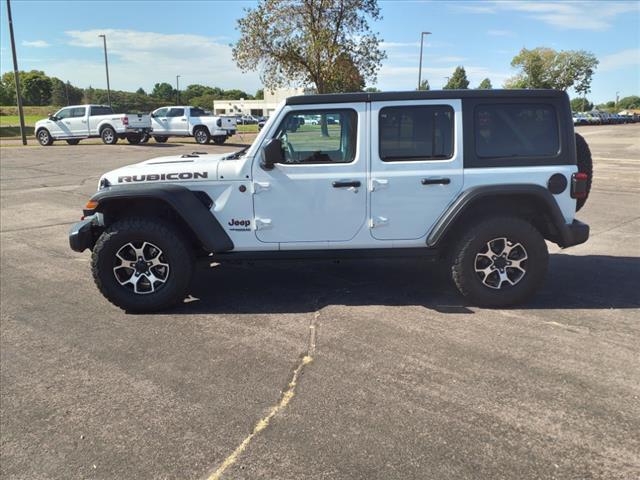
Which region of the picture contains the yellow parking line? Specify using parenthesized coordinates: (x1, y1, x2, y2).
(205, 355, 314, 480)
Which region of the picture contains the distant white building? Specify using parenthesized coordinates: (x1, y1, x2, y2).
(213, 87, 307, 117)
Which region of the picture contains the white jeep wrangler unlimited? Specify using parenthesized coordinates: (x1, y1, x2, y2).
(69, 90, 592, 312)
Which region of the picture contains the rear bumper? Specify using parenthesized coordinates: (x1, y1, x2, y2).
(557, 220, 590, 248)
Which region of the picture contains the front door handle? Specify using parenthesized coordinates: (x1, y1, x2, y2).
(421, 178, 451, 185)
(332, 180, 361, 188)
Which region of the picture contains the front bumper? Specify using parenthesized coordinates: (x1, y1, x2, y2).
(69, 216, 102, 252)
(557, 220, 590, 248)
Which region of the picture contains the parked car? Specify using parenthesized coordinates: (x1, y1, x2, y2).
(584, 113, 600, 125)
(150, 106, 236, 144)
(70, 89, 591, 312)
(35, 105, 152, 146)
(572, 113, 589, 126)
(236, 115, 259, 125)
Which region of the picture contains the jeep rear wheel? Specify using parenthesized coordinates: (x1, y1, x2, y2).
(575, 132, 593, 211)
(451, 216, 548, 307)
(92, 218, 194, 312)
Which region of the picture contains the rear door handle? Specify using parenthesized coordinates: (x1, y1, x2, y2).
(421, 178, 451, 185)
(332, 180, 361, 188)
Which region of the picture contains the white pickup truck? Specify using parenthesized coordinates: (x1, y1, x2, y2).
(35, 105, 152, 146)
(149, 106, 237, 144)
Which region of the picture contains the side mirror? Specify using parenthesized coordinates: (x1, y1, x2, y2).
(261, 138, 284, 170)
(150, 113, 156, 118)
(48, 114, 56, 121)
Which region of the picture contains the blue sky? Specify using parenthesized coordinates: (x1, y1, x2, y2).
(1, 0, 638, 103)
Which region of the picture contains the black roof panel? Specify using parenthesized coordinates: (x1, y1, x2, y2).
(285, 89, 566, 105)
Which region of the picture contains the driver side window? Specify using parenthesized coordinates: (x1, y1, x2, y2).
(55, 108, 72, 120)
(274, 109, 357, 164)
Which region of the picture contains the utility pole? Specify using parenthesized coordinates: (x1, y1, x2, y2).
(417, 31, 431, 90)
(98, 34, 111, 107)
(6, 0, 27, 145)
(176, 75, 180, 105)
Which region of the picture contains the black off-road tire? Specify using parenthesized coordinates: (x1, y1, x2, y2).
(140, 133, 150, 143)
(154, 136, 168, 143)
(91, 218, 194, 312)
(37, 128, 54, 146)
(101, 126, 118, 145)
(126, 134, 142, 144)
(193, 127, 210, 145)
(575, 132, 593, 211)
(66, 139, 81, 145)
(451, 216, 549, 307)
(212, 136, 226, 145)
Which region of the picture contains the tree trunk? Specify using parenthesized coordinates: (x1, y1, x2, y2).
(320, 113, 329, 137)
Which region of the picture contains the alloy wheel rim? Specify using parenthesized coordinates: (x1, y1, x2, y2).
(39, 131, 49, 143)
(113, 241, 170, 295)
(474, 237, 528, 290)
(196, 130, 206, 143)
(104, 130, 114, 142)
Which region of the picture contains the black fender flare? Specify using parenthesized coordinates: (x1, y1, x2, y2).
(90, 184, 234, 252)
(427, 184, 588, 249)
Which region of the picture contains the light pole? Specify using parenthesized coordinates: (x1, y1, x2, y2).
(417, 31, 431, 90)
(98, 34, 111, 107)
(615, 91, 620, 111)
(176, 75, 180, 105)
(6, 0, 27, 145)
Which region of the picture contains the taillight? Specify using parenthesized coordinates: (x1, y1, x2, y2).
(122, 116, 129, 126)
(571, 172, 588, 199)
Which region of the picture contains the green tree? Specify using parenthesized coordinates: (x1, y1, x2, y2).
(233, 0, 386, 94)
(151, 82, 175, 101)
(20, 70, 52, 105)
(189, 94, 217, 110)
(477, 78, 492, 89)
(443, 66, 469, 89)
(505, 47, 598, 92)
(617, 95, 640, 110)
(136, 87, 146, 95)
(0, 80, 13, 105)
(570, 97, 593, 112)
(66, 81, 83, 104)
(50, 78, 68, 106)
(417, 79, 430, 91)
(365, 86, 381, 92)
(220, 89, 253, 100)
(254, 88, 264, 100)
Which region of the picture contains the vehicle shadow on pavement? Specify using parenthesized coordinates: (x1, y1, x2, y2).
(170, 254, 640, 314)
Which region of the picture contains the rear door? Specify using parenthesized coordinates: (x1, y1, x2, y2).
(167, 107, 188, 134)
(369, 99, 463, 240)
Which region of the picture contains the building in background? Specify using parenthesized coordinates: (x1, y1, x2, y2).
(213, 87, 307, 117)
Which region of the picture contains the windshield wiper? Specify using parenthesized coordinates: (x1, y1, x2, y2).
(224, 146, 250, 160)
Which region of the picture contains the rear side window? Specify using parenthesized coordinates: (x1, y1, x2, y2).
(71, 107, 86, 118)
(190, 108, 209, 117)
(90, 106, 113, 116)
(379, 106, 454, 161)
(475, 104, 559, 158)
(167, 108, 185, 117)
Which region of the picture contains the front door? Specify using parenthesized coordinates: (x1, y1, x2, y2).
(252, 105, 367, 244)
(49, 107, 73, 137)
(369, 100, 463, 240)
(67, 106, 88, 136)
(151, 108, 170, 134)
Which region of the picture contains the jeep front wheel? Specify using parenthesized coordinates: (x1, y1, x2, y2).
(451, 216, 548, 307)
(91, 218, 194, 312)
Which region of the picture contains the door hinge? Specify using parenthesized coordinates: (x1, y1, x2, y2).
(369, 216, 389, 228)
(370, 178, 389, 192)
(253, 181, 271, 194)
(255, 218, 272, 230)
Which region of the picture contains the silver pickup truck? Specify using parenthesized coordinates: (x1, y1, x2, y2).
(35, 105, 152, 146)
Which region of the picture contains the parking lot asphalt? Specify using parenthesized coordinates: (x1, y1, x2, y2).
(1, 125, 639, 480)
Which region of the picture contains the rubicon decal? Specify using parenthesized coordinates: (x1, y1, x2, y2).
(117, 172, 208, 183)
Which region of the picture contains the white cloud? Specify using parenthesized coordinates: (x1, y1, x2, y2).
(380, 41, 421, 49)
(453, 1, 639, 30)
(599, 48, 640, 72)
(433, 56, 467, 63)
(22, 40, 51, 48)
(57, 29, 261, 92)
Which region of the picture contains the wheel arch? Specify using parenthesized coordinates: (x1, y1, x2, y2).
(89, 184, 234, 253)
(99, 123, 115, 134)
(428, 185, 571, 250)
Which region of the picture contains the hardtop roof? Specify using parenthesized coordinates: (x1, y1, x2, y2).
(285, 89, 567, 106)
